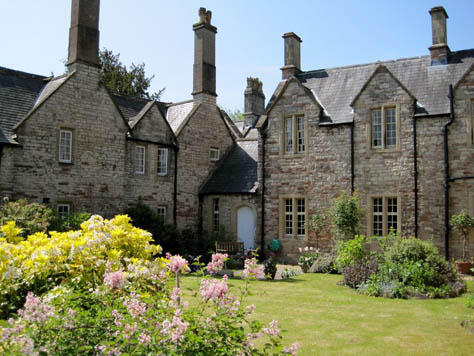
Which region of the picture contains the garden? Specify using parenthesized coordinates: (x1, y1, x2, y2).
(0, 196, 473, 355)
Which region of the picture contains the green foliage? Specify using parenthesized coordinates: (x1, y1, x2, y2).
(362, 235, 465, 298)
(466, 294, 474, 309)
(329, 192, 363, 240)
(0, 198, 53, 237)
(306, 213, 328, 235)
(99, 48, 164, 100)
(335, 234, 368, 270)
(48, 211, 91, 232)
(297, 247, 318, 272)
(264, 254, 278, 280)
(225, 108, 244, 122)
(450, 211, 474, 260)
(310, 251, 338, 274)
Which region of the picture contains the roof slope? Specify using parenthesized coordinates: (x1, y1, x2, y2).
(0, 67, 46, 144)
(200, 139, 258, 194)
(297, 49, 474, 124)
(166, 100, 195, 133)
(112, 94, 150, 121)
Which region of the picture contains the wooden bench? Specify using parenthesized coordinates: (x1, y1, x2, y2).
(215, 241, 244, 256)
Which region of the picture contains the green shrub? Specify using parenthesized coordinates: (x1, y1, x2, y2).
(48, 211, 91, 232)
(264, 254, 278, 280)
(0, 198, 53, 237)
(335, 234, 368, 270)
(450, 211, 474, 260)
(329, 192, 363, 240)
(363, 235, 465, 298)
(310, 251, 338, 274)
(342, 254, 379, 289)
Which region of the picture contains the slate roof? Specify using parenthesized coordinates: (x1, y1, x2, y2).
(112, 94, 150, 121)
(166, 100, 195, 134)
(0, 67, 47, 144)
(200, 139, 259, 194)
(296, 49, 474, 124)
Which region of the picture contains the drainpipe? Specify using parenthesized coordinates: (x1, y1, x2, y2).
(350, 123, 355, 194)
(412, 102, 419, 238)
(173, 147, 179, 225)
(260, 131, 267, 260)
(443, 84, 455, 260)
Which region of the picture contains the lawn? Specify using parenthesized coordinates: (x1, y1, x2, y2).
(181, 273, 474, 356)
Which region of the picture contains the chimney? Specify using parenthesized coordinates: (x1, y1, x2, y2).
(243, 77, 265, 127)
(192, 7, 217, 104)
(281, 32, 302, 79)
(429, 6, 450, 65)
(67, 0, 100, 68)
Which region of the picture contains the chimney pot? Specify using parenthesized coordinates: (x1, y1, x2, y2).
(281, 32, 302, 79)
(429, 6, 450, 65)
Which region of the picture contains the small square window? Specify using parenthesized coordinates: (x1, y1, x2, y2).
(57, 203, 71, 219)
(210, 148, 220, 161)
(157, 148, 168, 176)
(59, 130, 72, 163)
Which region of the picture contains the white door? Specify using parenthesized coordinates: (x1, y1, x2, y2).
(237, 206, 255, 252)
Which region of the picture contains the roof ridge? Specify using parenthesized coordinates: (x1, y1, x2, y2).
(167, 99, 194, 107)
(0, 66, 47, 80)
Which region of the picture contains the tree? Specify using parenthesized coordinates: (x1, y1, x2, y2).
(225, 108, 244, 122)
(450, 211, 474, 261)
(329, 192, 363, 240)
(98, 48, 164, 100)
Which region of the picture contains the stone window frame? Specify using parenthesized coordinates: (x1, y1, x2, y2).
(367, 195, 401, 237)
(157, 148, 168, 176)
(135, 145, 146, 174)
(212, 198, 220, 232)
(279, 195, 308, 239)
(157, 206, 167, 223)
(210, 147, 220, 162)
(57, 203, 71, 219)
(58, 128, 74, 164)
(367, 103, 401, 152)
(280, 113, 308, 156)
(467, 98, 474, 146)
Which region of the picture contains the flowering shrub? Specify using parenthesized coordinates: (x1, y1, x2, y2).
(297, 246, 319, 272)
(0, 216, 298, 355)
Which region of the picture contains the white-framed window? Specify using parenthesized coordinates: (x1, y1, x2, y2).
(57, 203, 71, 219)
(157, 148, 168, 176)
(213, 198, 219, 232)
(283, 115, 305, 154)
(210, 147, 220, 162)
(281, 197, 307, 238)
(59, 129, 72, 163)
(135, 145, 146, 174)
(371, 196, 399, 236)
(371, 106, 398, 149)
(157, 206, 166, 222)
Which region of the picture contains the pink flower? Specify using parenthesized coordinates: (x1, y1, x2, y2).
(18, 292, 55, 323)
(138, 332, 151, 344)
(103, 270, 125, 290)
(206, 253, 228, 275)
(200, 276, 229, 301)
(263, 320, 280, 337)
(123, 292, 147, 318)
(244, 258, 264, 278)
(283, 342, 299, 355)
(166, 254, 189, 274)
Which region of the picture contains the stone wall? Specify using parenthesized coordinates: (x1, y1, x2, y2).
(176, 96, 234, 230)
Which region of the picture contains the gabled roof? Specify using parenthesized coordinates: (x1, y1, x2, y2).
(112, 94, 150, 121)
(0, 67, 47, 144)
(297, 49, 474, 124)
(200, 139, 259, 195)
(217, 107, 243, 140)
(165, 100, 195, 134)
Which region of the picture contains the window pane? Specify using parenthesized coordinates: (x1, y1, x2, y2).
(285, 117, 293, 153)
(387, 197, 398, 233)
(210, 148, 219, 161)
(297, 116, 305, 153)
(285, 198, 293, 235)
(59, 130, 72, 162)
(373, 197, 383, 236)
(372, 110, 382, 148)
(57, 204, 70, 219)
(157, 148, 168, 175)
(157, 207, 166, 221)
(213, 199, 219, 232)
(136, 146, 145, 174)
(385, 108, 397, 147)
(297, 198, 305, 235)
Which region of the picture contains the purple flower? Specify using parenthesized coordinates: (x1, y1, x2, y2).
(206, 253, 228, 275)
(103, 270, 126, 290)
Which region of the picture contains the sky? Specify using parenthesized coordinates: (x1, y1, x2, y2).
(1, 0, 473, 111)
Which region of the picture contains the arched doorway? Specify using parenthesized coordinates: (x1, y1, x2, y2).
(237, 206, 255, 252)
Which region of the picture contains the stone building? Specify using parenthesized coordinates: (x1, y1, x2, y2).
(0, 2, 473, 261)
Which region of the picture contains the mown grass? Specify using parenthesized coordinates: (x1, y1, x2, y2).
(181, 273, 474, 356)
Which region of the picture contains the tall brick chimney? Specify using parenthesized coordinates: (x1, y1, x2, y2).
(429, 6, 450, 65)
(67, 0, 100, 67)
(243, 77, 265, 127)
(281, 32, 302, 79)
(192, 7, 217, 104)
